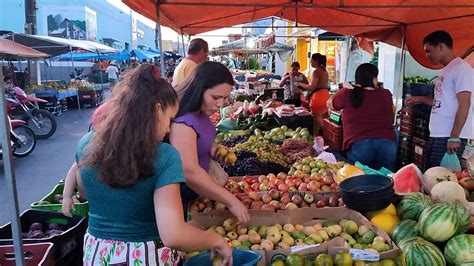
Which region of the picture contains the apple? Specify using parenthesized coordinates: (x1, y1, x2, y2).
(262, 194, 272, 204)
(269, 189, 280, 200)
(223, 218, 237, 232)
(241, 197, 253, 208)
(300, 202, 309, 208)
(291, 195, 303, 205)
(304, 193, 315, 204)
(259, 183, 269, 191)
(274, 179, 284, 187)
(460, 177, 474, 192)
(285, 202, 299, 210)
(294, 178, 303, 188)
(328, 195, 339, 207)
(250, 201, 263, 210)
(298, 182, 308, 191)
(248, 191, 261, 201)
(277, 172, 287, 179)
(304, 177, 312, 183)
(251, 183, 260, 191)
(267, 173, 276, 180)
(215, 202, 227, 210)
(258, 175, 267, 183)
(321, 185, 331, 192)
(307, 181, 321, 192)
(261, 178, 270, 185)
(243, 175, 253, 183)
(285, 180, 295, 187)
(310, 202, 318, 208)
(278, 202, 287, 210)
(322, 175, 334, 185)
(278, 183, 289, 192)
(330, 183, 338, 191)
(238, 181, 249, 191)
(280, 191, 289, 198)
(227, 182, 239, 193)
(243, 188, 253, 193)
(316, 199, 328, 208)
(288, 186, 298, 193)
(294, 170, 305, 178)
(261, 204, 277, 212)
(270, 200, 280, 207)
(280, 195, 291, 204)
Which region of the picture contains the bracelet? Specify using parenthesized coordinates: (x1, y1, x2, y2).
(448, 138, 461, 143)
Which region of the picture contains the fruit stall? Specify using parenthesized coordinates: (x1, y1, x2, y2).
(2, 92, 473, 266)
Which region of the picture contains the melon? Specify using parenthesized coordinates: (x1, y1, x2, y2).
(393, 164, 422, 195)
(453, 202, 472, 234)
(399, 237, 446, 266)
(418, 203, 458, 242)
(444, 234, 474, 265)
(335, 165, 365, 184)
(396, 193, 432, 221)
(392, 219, 420, 244)
(423, 166, 457, 192)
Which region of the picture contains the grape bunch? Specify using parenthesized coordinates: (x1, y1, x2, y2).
(235, 151, 257, 160)
(223, 157, 289, 176)
(233, 137, 289, 167)
(219, 135, 249, 148)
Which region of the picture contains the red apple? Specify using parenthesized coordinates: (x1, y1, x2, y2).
(459, 177, 474, 192)
(294, 178, 302, 187)
(300, 202, 309, 208)
(261, 178, 270, 185)
(250, 201, 263, 209)
(307, 181, 321, 192)
(291, 195, 303, 205)
(280, 191, 289, 198)
(262, 194, 272, 204)
(270, 200, 280, 207)
(251, 183, 260, 191)
(248, 191, 261, 201)
(298, 182, 308, 191)
(321, 185, 331, 192)
(316, 199, 328, 208)
(279, 202, 287, 210)
(238, 181, 249, 191)
(304, 177, 312, 183)
(267, 173, 276, 179)
(243, 175, 253, 183)
(285, 180, 295, 187)
(277, 172, 287, 179)
(330, 183, 338, 191)
(278, 183, 289, 192)
(243, 188, 253, 193)
(258, 175, 267, 183)
(241, 197, 253, 208)
(261, 204, 277, 212)
(269, 189, 280, 200)
(280, 195, 291, 204)
(285, 202, 299, 210)
(328, 195, 339, 207)
(322, 175, 334, 185)
(288, 186, 298, 193)
(309, 202, 318, 208)
(275, 179, 284, 187)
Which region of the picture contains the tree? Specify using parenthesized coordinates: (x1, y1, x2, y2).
(369, 44, 379, 66)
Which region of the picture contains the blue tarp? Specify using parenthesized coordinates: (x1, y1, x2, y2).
(53, 49, 131, 61)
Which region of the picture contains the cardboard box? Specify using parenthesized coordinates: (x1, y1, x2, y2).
(189, 207, 399, 264)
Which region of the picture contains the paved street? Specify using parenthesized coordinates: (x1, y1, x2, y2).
(0, 106, 97, 225)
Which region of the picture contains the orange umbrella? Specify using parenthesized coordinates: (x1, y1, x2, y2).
(122, 0, 474, 69)
(0, 38, 50, 59)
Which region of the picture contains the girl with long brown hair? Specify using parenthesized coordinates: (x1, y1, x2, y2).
(70, 64, 231, 265)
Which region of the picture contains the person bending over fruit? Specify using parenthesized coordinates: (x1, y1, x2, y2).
(63, 64, 232, 266)
(170, 61, 250, 225)
(327, 63, 397, 171)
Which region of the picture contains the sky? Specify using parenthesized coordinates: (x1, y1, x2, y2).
(108, 0, 242, 48)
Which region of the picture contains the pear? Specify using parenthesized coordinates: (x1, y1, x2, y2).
(258, 225, 268, 238)
(283, 224, 296, 232)
(303, 226, 316, 236)
(223, 218, 237, 232)
(250, 244, 262, 251)
(227, 231, 238, 240)
(248, 230, 261, 244)
(215, 226, 225, 235)
(266, 230, 282, 244)
(295, 224, 305, 232)
(281, 236, 295, 246)
(231, 240, 242, 248)
(238, 234, 249, 242)
(309, 233, 323, 243)
(260, 239, 274, 250)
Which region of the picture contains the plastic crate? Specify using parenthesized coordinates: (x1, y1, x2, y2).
(0, 210, 87, 261)
(0, 243, 54, 266)
(412, 137, 427, 171)
(413, 111, 430, 140)
(31, 184, 88, 217)
(323, 118, 343, 152)
(31, 183, 88, 217)
(398, 107, 415, 136)
(402, 82, 434, 113)
(78, 89, 104, 107)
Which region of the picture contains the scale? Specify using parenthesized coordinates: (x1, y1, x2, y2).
(329, 110, 342, 124)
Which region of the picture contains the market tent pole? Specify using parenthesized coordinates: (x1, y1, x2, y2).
(95, 49, 105, 92)
(0, 83, 25, 265)
(155, 1, 165, 78)
(69, 47, 82, 118)
(393, 26, 407, 123)
(180, 29, 186, 57)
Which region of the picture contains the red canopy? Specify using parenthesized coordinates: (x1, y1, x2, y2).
(0, 38, 50, 59)
(123, 0, 474, 69)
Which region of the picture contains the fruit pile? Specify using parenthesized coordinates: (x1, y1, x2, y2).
(281, 138, 315, 164)
(189, 191, 343, 213)
(272, 251, 399, 266)
(288, 157, 346, 177)
(390, 192, 473, 265)
(223, 157, 289, 177)
(22, 222, 64, 239)
(254, 126, 313, 144)
(215, 130, 248, 146)
(233, 137, 289, 167)
(225, 172, 339, 195)
(196, 218, 391, 253)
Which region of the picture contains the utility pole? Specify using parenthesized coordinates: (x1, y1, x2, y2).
(24, 0, 40, 86)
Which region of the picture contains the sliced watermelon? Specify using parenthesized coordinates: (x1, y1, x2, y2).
(393, 164, 422, 195)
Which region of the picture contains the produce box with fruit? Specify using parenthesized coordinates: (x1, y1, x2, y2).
(188, 207, 399, 265)
(30, 183, 89, 217)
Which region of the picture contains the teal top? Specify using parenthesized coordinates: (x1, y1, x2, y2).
(76, 132, 185, 242)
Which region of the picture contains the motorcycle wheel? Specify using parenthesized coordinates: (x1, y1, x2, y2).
(24, 109, 57, 139)
(12, 125, 36, 157)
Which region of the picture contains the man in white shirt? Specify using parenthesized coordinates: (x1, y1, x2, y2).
(406, 30, 473, 168)
(106, 62, 120, 89)
(172, 38, 208, 88)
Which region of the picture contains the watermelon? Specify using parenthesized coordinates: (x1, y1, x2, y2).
(399, 237, 446, 266)
(453, 202, 472, 234)
(444, 234, 474, 265)
(392, 219, 419, 244)
(393, 164, 422, 195)
(418, 203, 458, 242)
(397, 192, 432, 221)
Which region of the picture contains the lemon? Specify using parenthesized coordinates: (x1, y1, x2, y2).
(366, 204, 397, 220)
(370, 213, 400, 235)
(226, 152, 237, 165)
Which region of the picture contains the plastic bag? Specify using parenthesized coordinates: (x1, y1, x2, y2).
(440, 152, 462, 172)
(216, 118, 238, 132)
(209, 159, 229, 187)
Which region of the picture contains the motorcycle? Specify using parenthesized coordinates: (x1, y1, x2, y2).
(0, 118, 37, 158)
(6, 86, 57, 139)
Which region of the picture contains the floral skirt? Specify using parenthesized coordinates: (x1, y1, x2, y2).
(83, 232, 182, 266)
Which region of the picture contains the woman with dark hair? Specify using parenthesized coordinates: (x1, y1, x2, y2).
(327, 63, 397, 171)
(295, 53, 331, 135)
(170, 61, 250, 225)
(72, 64, 231, 265)
(279, 61, 309, 107)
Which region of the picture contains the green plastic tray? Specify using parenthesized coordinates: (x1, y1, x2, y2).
(31, 183, 88, 217)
